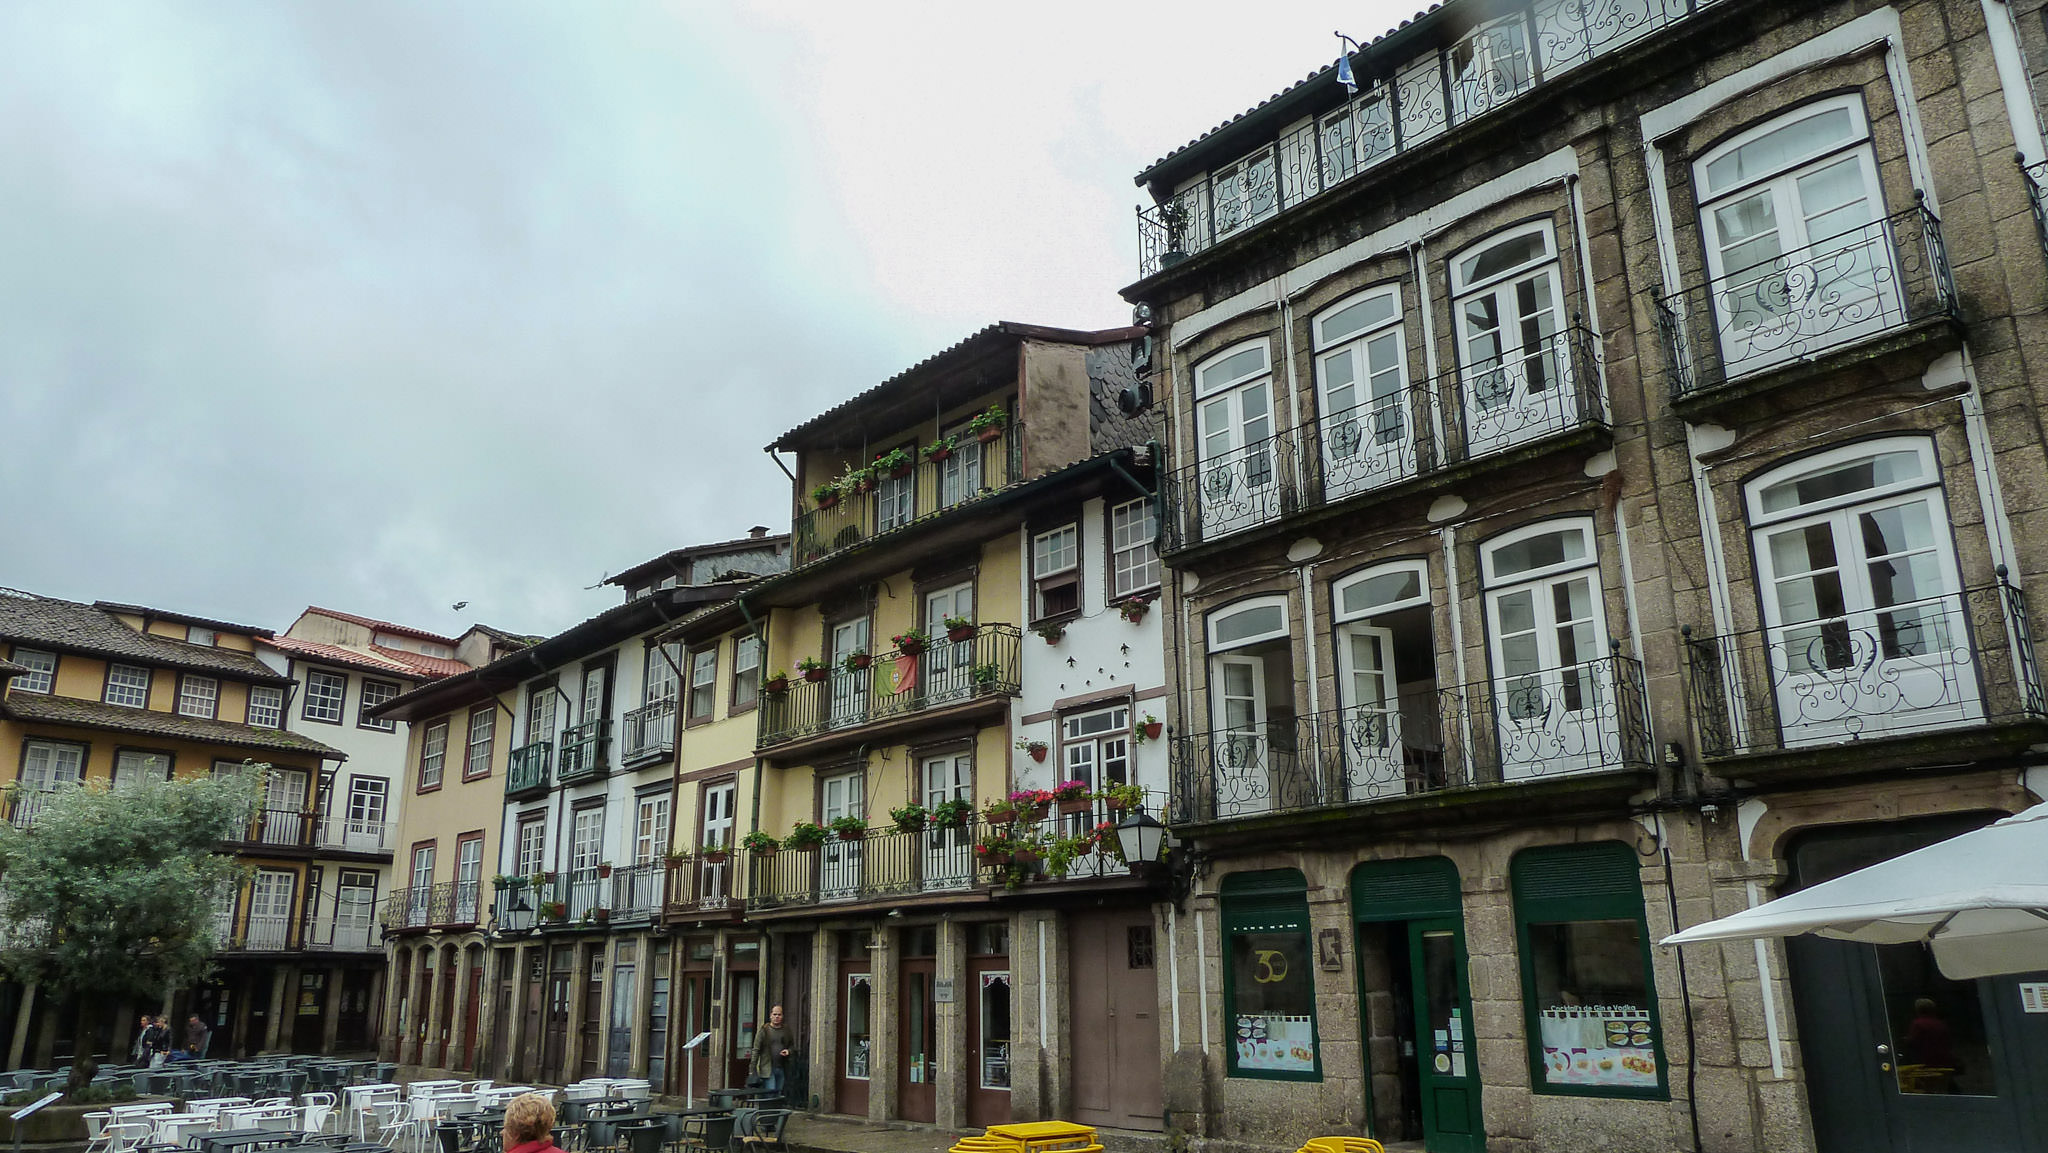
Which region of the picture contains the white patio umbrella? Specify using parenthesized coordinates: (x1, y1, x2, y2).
(1661, 801, 2048, 979)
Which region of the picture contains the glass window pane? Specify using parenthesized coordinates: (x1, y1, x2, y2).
(1229, 929, 1317, 1074)
(1527, 920, 1659, 1089)
(1704, 106, 1856, 195)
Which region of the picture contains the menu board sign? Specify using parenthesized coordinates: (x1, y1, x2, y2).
(1235, 1013, 1316, 1073)
(1537, 1006, 1658, 1087)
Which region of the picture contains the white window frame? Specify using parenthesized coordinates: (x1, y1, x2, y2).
(418, 719, 449, 790)
(516, 814, 548, 879)
(1449, 221, 1572, 456)
(346, 776, 388, 827)
(1206, 596, 1290, 654)
(526, 684, 558, 745)
(112, 749, 172, 787)
(571, 806, 605, 875)
(1194, 339, 1280, 538)
(358, 679, 401, 731)
(687, 648, 718, 721)
(731, 634, 762, 709)
(1061, 705, 1132, 791)
(1313, 285, 1416, 494)
(876, 446, 916, 531)
(246, 684, 283, 728)
(303, 670, 347, 723)
(1480, 518, 1610, 778)
(644, 642, 681, 704)
(1110, 499, 1160, 599)
(104, 663, 151, 709)
(1032, 523, 1081, 621)
(177, 674, 218, 720)
(464, 706, 496, 778)
(9, 649, 55, 695)
(634, 793, 672, 865)
(186, 626, 216, 647)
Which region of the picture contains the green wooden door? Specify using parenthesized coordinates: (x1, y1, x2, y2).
(1407, 918, 1484, 1153)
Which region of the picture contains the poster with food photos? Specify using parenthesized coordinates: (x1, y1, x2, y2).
(1235, 1013, 1316, 1073)
(1537, 1007, 1658, 1087)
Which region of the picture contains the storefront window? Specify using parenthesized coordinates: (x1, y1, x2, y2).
(1512, 843, 1667, 1098)
(1222, 869, 1321, 1080)
(845, 973, 872, 1080)
(980, 972, 1012, 1089)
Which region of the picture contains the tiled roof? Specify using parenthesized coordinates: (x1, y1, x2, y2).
(1, 692, 346, 761)
(1134, 2, 1447, 186)
(263, 635, 474, 681)
(369, 645, 470, 678)
(92, 602, 274, 638)
(0, 590, 290, 683)
(302, 607, 461, 646)
(768, 323, 1145, 452)
(470, 623, 545, 649)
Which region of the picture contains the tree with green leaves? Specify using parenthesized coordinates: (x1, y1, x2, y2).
(0, 768, 261, 1094)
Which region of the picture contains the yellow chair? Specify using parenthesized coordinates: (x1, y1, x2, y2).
(952, 1121, 1101, 1153)
(1297, 1137, 1387, 1153)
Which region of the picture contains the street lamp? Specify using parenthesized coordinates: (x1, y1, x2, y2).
(1116, 807, 1199, 908)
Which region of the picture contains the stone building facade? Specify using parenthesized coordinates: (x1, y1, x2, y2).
(1122, 0, 2048, 1150)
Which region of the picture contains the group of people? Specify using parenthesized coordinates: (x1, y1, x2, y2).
(130, 1014, 212, 1066)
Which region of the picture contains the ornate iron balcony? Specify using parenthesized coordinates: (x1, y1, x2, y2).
(621, 697, 677, 764)
(1136, 0, 1714, 277)
(506, 740, 551, 798)
(1656, 197, 1957, 401)
(665, 853, 742, 917)
(1169, 649, 1651, 823)
(381, 881, 459, 932)
(791, 426, 1023, 567)
(2023, 157, 2048, 266)
(1683, 579, 2046, 758)
(556, 720, 610, 784)
(1160, 326, 1604, 551)
(756, 625, 1023, 749)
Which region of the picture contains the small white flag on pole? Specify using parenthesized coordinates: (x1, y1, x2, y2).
(1335, 53, 1357, 95)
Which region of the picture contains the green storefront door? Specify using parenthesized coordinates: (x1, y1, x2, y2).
(1353, 859, 1484, 1153)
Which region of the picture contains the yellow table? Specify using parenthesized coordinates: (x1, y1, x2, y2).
(1297, 1137, 1387, 1153)
(951, 1121, 1100, 1153)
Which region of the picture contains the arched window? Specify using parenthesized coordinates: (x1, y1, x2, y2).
(1193, 340, 1280, 539)
(1330, 561, 1443, 799)
(1480, 519, 1611, 779)
(1313, 286, 1416, 496)
(1203, 596, 1292, 818)
(1693, 96, 1893, 376)
(1741, 438, 1978, 745)
(1450, 222, 1576, 456)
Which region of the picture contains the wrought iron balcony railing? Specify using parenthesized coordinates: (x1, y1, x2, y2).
(316, 814, 392, 853)
(1169, 649, 1651, 823)
(302, 910, 380, 952)
(493, 863, 669, 931)
(746, 798, 1155, 912)
(621, 698, 678, 765)
(1655, 198, 1957, 401)
(1683, 579, 2046, 759)
(756, 625, 1023, 749)
(792, 426, 1023, 567)
(1161, 326, 1603, 550)
(5, 787, 63, 829)
(665, 853, 742, 916)
(242, 806, 316, 849)
(1137, 0, 1715, 276)
(556, 720, 610, 784)
(381, 882, 462, 932)
(506, 740, 551, 798)
(2024, 156, 2048, 266)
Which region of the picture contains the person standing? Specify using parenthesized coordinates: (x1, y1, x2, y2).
(140, 1016, 171, 1067)
(131, 1015, 153, 1064)
(183, 1015, 211, 1060)
(748, 1005, 796, 1094)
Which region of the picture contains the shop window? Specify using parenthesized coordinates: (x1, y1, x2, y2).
(1222, 869, 1321, 1080)
(1511, 842, 1666, 1098)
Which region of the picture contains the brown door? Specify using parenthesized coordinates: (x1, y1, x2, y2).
(899, 958, 937, 1122)
(520, 951, 545, 1082)
(1070, 910, 1165, 1130)
(678, 972, 712, 1102)
(727, 943, 761, 1090)
(437, 962, 458, 1065)
(577, 944, 604, 1079)
(835, 960, 874, 1117)
(542, 947, 573, 1083)
(460, 955, 483, 1071)
(966, 956, 1012, 1128)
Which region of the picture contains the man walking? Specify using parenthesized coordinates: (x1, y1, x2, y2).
(747, 1005, 795, 1094)
(183, 1015, 211, 1060)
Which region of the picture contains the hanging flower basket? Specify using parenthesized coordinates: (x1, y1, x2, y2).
(844, 651, 872, 673)
(799, 659, 828, 683)
(596, 864, 613, 878)
(1119, 598, 1152, 623)
(891, 630, 930, 657)
(701, 849, 730, 865)
(763, 674, 790, 695)
(947, 625, 976, 643)
(1142, 719, 1163, 741)
(1017, 738, 1048, 763)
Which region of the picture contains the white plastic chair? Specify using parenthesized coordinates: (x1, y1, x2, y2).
(82, 1111, 114, 1153)
(152, 1114, 213, 1148)
(111, 1102, 174, 1119)
(362, 1099, 406, 1148)
(299, 1092, 336, 1135)
(106, 1121, 155, 1153)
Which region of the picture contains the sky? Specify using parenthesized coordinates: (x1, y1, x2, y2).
(0, 0, 1412, 639)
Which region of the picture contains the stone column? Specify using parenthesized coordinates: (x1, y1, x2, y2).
(380, 948, 407, 1063)
(450, 946, 477, 1072)
(870, 926, 898, 1123)
(809, 931, 839, 1115)
(563, 942, 592, 1078)
(320, 966, 346, 1053)
(8, 983, 37, 1070)
(934, 919, 967, 1131)
(423, 946, 450, 1070)
(262, 966, 292, 1053)
(500, 946, 528, 1083)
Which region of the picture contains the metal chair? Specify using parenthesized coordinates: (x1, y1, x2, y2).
(731, 1112, 792, 1153)
(675, 1116, 732, 1153)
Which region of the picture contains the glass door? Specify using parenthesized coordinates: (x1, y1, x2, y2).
(829, 618, 870, 728)
(1212, 655, 1272, 813)
(1407, 921, 1484, 1153)
(820, 773, 864, 900)
(921, 754, 973, 890)
(1452, 226, 1570, 456)
(923, 582, 975, 705)
(899, 961, 937, 1121)
(1337, 624, 1404, 800)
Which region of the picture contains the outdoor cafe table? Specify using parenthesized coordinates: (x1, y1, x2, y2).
(201, 1128, 314, 1153)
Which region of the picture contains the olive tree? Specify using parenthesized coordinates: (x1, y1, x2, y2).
(0, 768, 260, 1092)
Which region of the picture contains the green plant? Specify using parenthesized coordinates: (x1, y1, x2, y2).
(970, 662, 1001, 686)
(925, 436, 958, 461)
(811, 483, 840, 507)
(931, 798, 974, 828)
(763, 670, 790, 694)
(784, 822, 828, 850)
(528, 872, 548, 890)
(1034, 621, 1066, 644)
(828, 815, 868, 840)
(836, 464, 877, 498)
(541, 900, 568, 921)
(842, 648, 871, 673)
(700, 841, 731, 859)
(873, 446, 914, 475)
(492, 874, 516, 890)
(1046, 833, 1096, 878)
(741, 830, 780, 856)
(891, 628, 931, 655)
(980, 796, 1021, 824)
(1097, 782, 1145, 811)
(943, 614, 973, 632)
(966, 405, 1010, 435)
(890, 802, 929, 832)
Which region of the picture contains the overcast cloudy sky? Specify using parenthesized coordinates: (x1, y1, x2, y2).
(0, 1, 1409, 639)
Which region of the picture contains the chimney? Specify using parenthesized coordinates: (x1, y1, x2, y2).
(749, 525, 769, 539)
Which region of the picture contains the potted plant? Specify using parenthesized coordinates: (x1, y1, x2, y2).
(925, 435, 958, 463)
(1052, 779, 1091, 815)
(891, 628, 931, 657)
(890, 802, 929, 833)
(798, 656, 828, 684)
(975, 832, 1018, 867)
(811, 483, 841, 511)
(873, 446, 915, 478)
(1094, 821, 1128, 864)
(1034, 621, 1066, 645)
(943, 615, 976, 643)
(542, 870, 558, 883)
(1046, 833, 1094, 878)
(741, 830, 780, 857)
(971, 662, 1001, 688)
(595, 862, 613, 879)
(1118, 595, 1154, 623)
(1097, 782, 1145, 813)
(700, 841, 730, 864)
(966, 405, 1009, 443)
(664, 850, 690, 866)
(932, 798, 974, 829)
(763, 670, 790, 695)
(1012, 789, 1053, 822)
(1016, 737, 1049, 763)
(828, 815, 867, 842)
(591, 907, 611, 923)
(839, 464, 878, 497)
(541, 900, 568, 922)
(784, 822, 828, 851)
(528, 872, 549, 890)
(981, 797, 1019, 827)
(842, 648, 872, 673)
(1159, 199, 1192, 265)
(1135, 713, 1164, 742)
(492, 874, 513, 891)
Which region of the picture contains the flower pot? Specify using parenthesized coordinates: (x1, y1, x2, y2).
(1104, 798, 1128, 814)
(855, 478, 877, 495)
(1142, 721, 1163, 740)
(1076, 840, 1096, 856)
(836, 828, 865, 842)
(986, 811, 1016, 827)
(888, 463, 914, 479)
(1028, 746, 1048, 763)
(979, 850, 1013, 867)
(894, 819, 925, 834)
(848, 655, 872, 671)
(977, 426, 1003, 443)
(1027, 803, 1050, 822)
(1013, 847, 1042, 864)
(897, 640, 926, 656)
(947, 625, 976, 643)
(1058, 799, 1091, 816)
(596, 866, 613, 878)
(816, 494, 840, 510)
(928, 448, 953, 462)
(702, 851, 729, 864)
(749, 845, 777, 858)
(802, 668, 829, 684)
(763, 677, 789, 695)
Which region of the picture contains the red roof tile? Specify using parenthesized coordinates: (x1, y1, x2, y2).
(301, 607, 460, 646)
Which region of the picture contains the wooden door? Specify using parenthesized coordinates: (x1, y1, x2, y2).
(899, 959, 937, 1122)
(835, 960, 874, 1117)
(1070, 910, 1164, 1130)
(542, 947, 572, 1083)
(460, 956, 483, 1071)
(966, 957, 1012, 1128)
(678, 971, 712, 1104)
(577, 945, 604, 1078)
